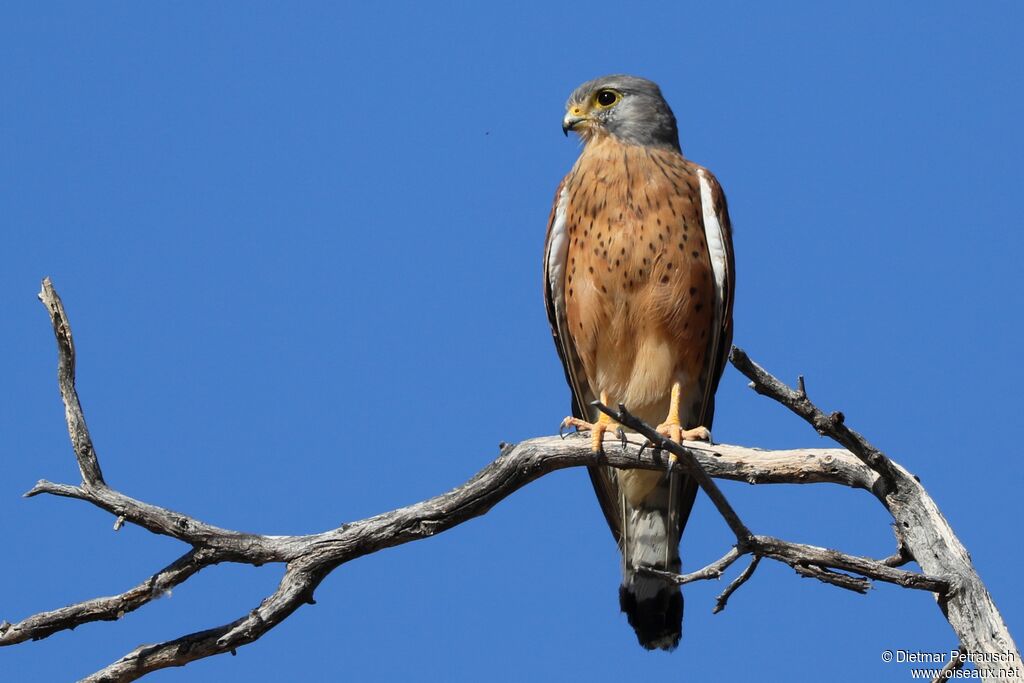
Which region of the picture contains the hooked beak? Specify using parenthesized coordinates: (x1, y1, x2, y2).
(562, 106, 589, 136)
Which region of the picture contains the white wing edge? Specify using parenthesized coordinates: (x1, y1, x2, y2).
(698, 169, 728, 316)
(545, 185, 572, 354)
(697, 168, 730, 425)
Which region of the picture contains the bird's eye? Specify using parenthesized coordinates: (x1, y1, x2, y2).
(595, 90, 620, 107)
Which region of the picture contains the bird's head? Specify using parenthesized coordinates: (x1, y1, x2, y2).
(562, 74, 680, 150)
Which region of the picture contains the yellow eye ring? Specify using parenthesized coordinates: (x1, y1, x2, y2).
(594, 89, 621, 108)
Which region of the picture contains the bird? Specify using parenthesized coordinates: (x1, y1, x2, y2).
(543, 75, 735, 650)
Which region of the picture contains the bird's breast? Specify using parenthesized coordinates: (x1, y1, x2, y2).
(562, 141, 716, 417)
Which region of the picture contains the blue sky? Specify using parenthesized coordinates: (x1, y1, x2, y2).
(2, 2, 1021, 681)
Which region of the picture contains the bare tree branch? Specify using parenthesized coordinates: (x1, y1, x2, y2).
(0, 549, 215, 645)
(730, 347, 1021, 677)
(791, 563, 870, 593)
(730, 348, 901, 483)
(80, 564, 324, 683)
(880, 525, 914, 568)
(3, 280, 1019, 681)
(640, 531, 945, 605)
(22, 477, 302, 564)
(639, 547, 743, 586)
(714, 556, 760, 613)
(38, 279, 105, 486)
(750, 535, 947, 593)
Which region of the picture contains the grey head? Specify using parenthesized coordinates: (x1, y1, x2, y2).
(562, 74, 680, 150)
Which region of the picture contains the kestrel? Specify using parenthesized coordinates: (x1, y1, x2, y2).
(543, 75, 735, 650)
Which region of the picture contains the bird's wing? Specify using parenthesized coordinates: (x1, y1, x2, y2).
(695, 167, 736, 432)
(543, 176, 624, 544)
(661, 164, 736, 547)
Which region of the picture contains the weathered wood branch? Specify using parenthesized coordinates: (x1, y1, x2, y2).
(730, 348, 1021, 677)
(729, 347, 902, 484)
(38, 279, 105, 486)
(641, 534, 945, 594)
(2, 279, 1018, 681)
(714, 556, 760, 613)
(0, 549, 215, 646)
(80, 563, 324, 683)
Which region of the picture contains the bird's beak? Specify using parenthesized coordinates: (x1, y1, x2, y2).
(562, 105, 589, 136)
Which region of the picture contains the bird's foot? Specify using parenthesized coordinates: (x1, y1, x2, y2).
(648, 381, 712, 472)
(559, 414, 625, 453)
(655, 419, 711, 444)
(652, 418, 711, 473)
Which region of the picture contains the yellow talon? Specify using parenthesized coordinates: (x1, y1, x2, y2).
(560, 391, 620, 453)
(656, 382, 711, 466)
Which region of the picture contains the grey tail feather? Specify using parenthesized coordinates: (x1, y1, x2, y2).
(618, 474, 685, 651)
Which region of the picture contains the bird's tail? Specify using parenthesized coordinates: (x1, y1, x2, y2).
(617, 471, 691, 651)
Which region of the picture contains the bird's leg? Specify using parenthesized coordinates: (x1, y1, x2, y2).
(560, 391, 622, 453)
(656, 382, 711, 468)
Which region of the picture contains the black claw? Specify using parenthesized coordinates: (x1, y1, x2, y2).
(559, 423, 569, 439)
(637, 439, 650, 460)
(616, 427, 627, 450)
(664, 454, 677, 480)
